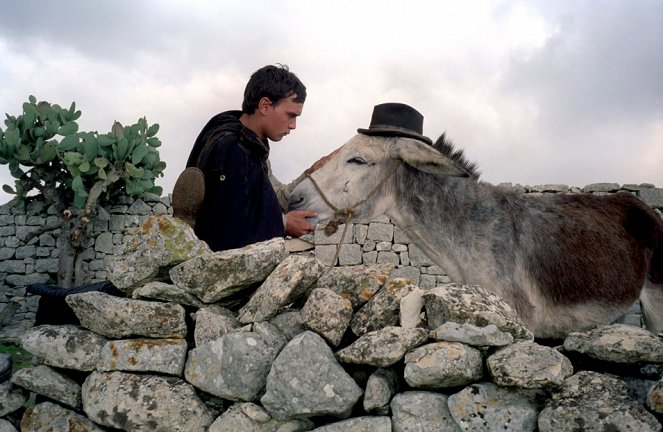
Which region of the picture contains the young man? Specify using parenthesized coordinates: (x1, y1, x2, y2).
(180, 64, 322, 252)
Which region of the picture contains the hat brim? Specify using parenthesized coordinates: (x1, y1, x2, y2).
(357, 127, 432, 145)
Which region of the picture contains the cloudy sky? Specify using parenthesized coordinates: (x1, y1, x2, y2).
(1, 0, 662, 205)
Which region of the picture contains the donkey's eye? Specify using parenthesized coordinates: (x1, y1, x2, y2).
(347, 157, 367, 165)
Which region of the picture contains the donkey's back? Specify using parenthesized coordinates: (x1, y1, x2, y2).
(517, 190, 663, 337)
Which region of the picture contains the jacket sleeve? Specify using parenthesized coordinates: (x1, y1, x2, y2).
(267, 159, 308, 212)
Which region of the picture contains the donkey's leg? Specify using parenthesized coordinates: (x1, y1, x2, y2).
(640, 280, 663, 335)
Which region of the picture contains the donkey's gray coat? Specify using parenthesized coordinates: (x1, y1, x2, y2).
(288, 133, 663, 338)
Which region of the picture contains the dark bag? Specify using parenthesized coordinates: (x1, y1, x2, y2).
(172, 167, 206, 228)
(172, 129, 229, 228)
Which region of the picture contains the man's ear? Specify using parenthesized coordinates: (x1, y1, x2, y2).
(257, 97, 272, 115)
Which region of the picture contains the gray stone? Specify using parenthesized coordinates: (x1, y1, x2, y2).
(407, 244, 434, 266)
(647, 380, 663, 414)
(487, 341, 574, 389)
(21, 325, 107, 371)
(194, 304, 241, 347)
(94, 231, 114, 254)
(300, 288, 353, 347)
(390, 391, 461, 432)
(107, 214, 211, 293)
(399, 286, 425, 329)
(238, 255, 324, 324)
(208, 402, 314, 432)
(311, 416, 392, 431)
(97, 338, 188, 375)
(314, 223, 354, 244)
(82, 371, 214, 431)
(538, 371, 660, 432)
(404, 341, 484, 389)
(21, 401, 105, 432)
(0, 419, 17, 432)
(269, 310, 305, 341)
(351, 278, 416, 337)
(430, 322, 514, 347)
(66, 291, 187, 339)
(423, 283, 534, 341)
(132, 281, 205, 308)
(582, 182, 621, 192)
(11, 364, 81, 409)
(185, 332, 280, 401)
(337, 326, 428, 368)
(363, 368, 399, 415)
(0, 381, 28, 417)
(529, 184, 569, 193)
(367, 222, 393, 242)
(170, 237, 287, 303)
(640, 187, 663, 208)
(313, 263, 394, 309)
(338, 244, 362, 265)
(261, 331, 363, 420)
(448, 382, 542, 431)
(563, 323, 663, 363)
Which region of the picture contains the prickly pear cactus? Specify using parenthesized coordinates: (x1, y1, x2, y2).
(0, 95, 166, 208)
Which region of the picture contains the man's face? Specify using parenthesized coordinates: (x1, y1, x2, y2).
(262, 95, 304, 142)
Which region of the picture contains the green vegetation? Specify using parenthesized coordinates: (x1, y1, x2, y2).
(0, 96, 167, 287)
(0, 342, 33, 374)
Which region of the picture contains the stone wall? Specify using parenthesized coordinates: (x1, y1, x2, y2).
(1, 181, 662, 343)
(0, 194, 172, 342)
(0, 222, 661, 431)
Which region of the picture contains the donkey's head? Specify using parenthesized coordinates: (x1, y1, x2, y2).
(288, 133, 472, 224)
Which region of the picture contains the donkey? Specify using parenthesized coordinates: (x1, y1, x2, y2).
(288, 133, 663, 338)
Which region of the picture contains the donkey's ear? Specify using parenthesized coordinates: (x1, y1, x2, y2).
(389, 138, 470, 177)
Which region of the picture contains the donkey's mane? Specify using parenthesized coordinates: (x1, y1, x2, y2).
(432, 133, 481, 179)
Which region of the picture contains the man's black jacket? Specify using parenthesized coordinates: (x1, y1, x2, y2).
(186, 111, 285, 251)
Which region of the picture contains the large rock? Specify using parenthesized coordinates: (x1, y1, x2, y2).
(193, 305, 241, 347)
(20, 325, 107, 371)
(82, 371, 214, 431)
(448, 382, 542, 431)
(11, 365, 81, 409)
(208, 402, 314, 432)
(97, 338, 188, 376)
(170, 237, 288, 303)
(363, 368, 399, 415)
(313, 263, 395, 308)
(390, 391, 461, 431)
(300, 288, 353, 347)
(423, 283, 534, 341)
(310, 416, 392, 431)
(185, 331, 280, 401)
(336, 326, 428, 367)
(261, 331, 363, 420)
(563, 323, 663, 364)
(487, 341, 573, 389)
(132, 281, 205, 308)
(538, 371, 661, 431)
(404, 341, 484, 389)
(20, 401, 105, 432)
(107, 215, 211, 293)
(66, 291, 187, 339)
(350, 278, 416, 336)
(237, 255, 324, 324)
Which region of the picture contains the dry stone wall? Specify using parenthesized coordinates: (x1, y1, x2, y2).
(0, 218, 660, 431)
(1, 182, 662, 343)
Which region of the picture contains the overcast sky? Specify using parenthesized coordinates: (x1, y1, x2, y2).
(1, 0, 662, 205)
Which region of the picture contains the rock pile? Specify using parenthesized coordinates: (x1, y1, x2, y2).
(0, 215, 662, 431)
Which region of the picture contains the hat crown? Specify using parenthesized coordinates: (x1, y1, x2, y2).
(358, 103, 432, 144)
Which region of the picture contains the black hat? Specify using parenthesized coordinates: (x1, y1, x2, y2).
(357, 102, 432, 145)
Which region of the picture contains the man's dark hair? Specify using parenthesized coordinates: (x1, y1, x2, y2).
(242, 64, 307, 113)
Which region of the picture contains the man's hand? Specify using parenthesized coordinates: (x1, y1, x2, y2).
(304, 148, 340, 176)
(285, 210, 317, 237)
